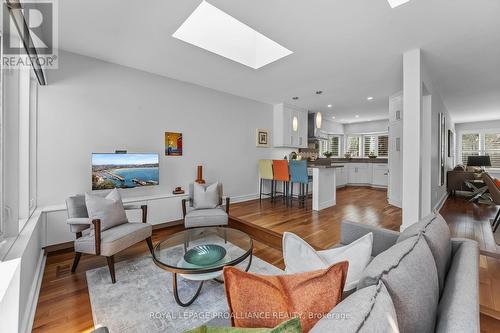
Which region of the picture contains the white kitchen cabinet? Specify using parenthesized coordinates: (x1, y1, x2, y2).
(273, 103, 307, 148)
(347, 163, 373, 185)
(332, 164, 347, 187)
(372, 164, 389, 187)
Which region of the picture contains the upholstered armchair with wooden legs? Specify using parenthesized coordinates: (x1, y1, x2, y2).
(182, 183, 230, 229)
(482, 173, 500, 232)
(66, 195, 153, 283)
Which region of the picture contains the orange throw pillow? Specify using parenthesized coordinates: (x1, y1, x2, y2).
(223, 262, 348, 332)
(495, 178, 500, 189)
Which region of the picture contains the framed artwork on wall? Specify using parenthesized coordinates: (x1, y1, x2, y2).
(448, 129, 455, 158)
(438, 113, 446, 186)
(165, 132, 183, 156)
(256, 129, 270, 147)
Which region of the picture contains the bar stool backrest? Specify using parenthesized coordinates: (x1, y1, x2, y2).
(258, 160, 274, 180)
(289, 160, 309, 184)
(272, 160, 290, 181)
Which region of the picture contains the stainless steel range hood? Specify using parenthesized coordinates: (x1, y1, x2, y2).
(308, 112, 327, 141)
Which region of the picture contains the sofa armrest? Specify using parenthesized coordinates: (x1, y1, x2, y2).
(436, 238, 479, 333)
(340, 221, 400, 257)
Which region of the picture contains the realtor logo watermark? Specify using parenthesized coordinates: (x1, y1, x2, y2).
(2, 0, 58, 69)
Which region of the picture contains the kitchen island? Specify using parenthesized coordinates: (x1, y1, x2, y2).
(308, 165, 344, 211)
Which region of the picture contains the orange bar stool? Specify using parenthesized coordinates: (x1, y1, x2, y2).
(272, 160, 290, 203)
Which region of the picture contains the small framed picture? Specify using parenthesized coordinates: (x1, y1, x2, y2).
(256, 129, 270, 147)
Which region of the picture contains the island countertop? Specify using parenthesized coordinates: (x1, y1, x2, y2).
(308, 165, 344, 169)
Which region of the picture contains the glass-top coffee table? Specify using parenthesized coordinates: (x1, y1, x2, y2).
(152, 227, 253, 307)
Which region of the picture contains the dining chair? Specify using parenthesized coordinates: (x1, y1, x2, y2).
(482, 173, 500, 232)
(258, 160, 274, 202)
(289, 160, 311, 208)
(272, 160, 290, 203)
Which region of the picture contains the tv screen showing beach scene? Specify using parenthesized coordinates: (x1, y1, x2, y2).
(92, 153, 159, 190)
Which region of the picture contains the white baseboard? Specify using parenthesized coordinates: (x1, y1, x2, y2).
(388, 198, 402, 208)
(434, 191, 449, 213)
(20, 251, 46, 333)
(230, 193, 259, 204)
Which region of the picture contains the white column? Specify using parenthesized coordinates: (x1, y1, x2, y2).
(402, 49, 422, 230)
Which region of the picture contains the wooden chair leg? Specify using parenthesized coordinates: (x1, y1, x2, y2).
(259, 178, 263, 202)
(107, 256, 116, 284)
(146, 237, 154, 255)
(71, 252, 82, 273)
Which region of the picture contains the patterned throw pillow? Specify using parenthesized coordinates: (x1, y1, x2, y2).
(223, 263, 347, 332)
(495, 178, 500, 189)
(184, 317, 302, 333)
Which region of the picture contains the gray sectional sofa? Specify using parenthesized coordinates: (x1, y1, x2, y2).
(205, 213, 479, 332)
(311, 213, 479, 333)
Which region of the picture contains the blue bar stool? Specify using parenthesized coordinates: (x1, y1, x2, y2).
(289, 160, 310, 209)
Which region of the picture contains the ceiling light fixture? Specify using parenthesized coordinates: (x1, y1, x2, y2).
(172, 1, 293, 69)
(315, 112, 322, 129)
(355, 115, 360, 118)
(387, 0, 411, 9)
(367, 97, 374, 101)
(292, 96, 299, 100)
(315, 91, 323, 95)
(332, 116, 336, 120)
(327, 104, 333, 108)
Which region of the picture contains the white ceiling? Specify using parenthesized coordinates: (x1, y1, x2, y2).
(55, 0, 500, 124)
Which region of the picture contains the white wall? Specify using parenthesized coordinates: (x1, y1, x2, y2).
(343, 119, 389, 134)
(422, 56, 455, 211)
(37, 51, 290, 206)
(321, 119, 344, 134)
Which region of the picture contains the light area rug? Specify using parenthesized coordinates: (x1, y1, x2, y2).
(86, 247, 282, 333)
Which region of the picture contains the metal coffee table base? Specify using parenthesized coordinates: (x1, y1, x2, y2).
(172, 253, 253, 307)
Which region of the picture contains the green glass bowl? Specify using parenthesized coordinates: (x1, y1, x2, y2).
(183, 244, 227, 267)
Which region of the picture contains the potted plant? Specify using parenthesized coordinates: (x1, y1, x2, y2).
(368, 151, 377, 159)
(324, 151, 333, 158)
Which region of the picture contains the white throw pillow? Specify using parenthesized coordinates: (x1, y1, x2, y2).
(193, 182, 219, 209)
(85, 189, 128, 231)
(283, 232, 373, 291)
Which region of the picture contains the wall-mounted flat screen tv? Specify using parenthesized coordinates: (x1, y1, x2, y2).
(92, 153, 159, 190)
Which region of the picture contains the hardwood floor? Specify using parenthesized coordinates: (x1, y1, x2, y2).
(33, 188, 500, 332)
(230, 186, 402, 251)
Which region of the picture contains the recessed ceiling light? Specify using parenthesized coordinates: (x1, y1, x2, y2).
(172, 1, 293, 69)
(332, 116, 336, 119)
(355, 115, 360, 118)
(292, 96, 299, 100)
(327, 104, 333, 108)
(387, 0, 411, 8)
(367, 96, 374, 100)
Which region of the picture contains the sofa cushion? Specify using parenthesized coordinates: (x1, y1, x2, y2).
(75, 222, 152, 256)
(185, 208, 228, 228)
(85, 189, 128, 231)
(436, 239, 479, 333)
(283, 232, 373, 291)
(357, 235, 439, 333)
(310, 281, 398, 333)
(185, 317, 302, 333)
(194, 182, 220, 209)
(223, 263, 347, 332)
(397, 213, 452, 294)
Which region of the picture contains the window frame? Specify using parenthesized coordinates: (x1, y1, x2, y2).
(459, 129, 500, 169)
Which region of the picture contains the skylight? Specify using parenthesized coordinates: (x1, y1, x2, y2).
(172, 1, 293, 69)
(387, 0, 411, 8)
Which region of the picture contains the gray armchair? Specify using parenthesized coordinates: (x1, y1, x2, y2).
(182, 183, 230, 228)
(66, 195, 153, 283)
